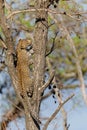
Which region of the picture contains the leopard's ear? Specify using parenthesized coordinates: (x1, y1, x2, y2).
(16, 39, 23, 51)
(19, 39, 22, 42)
(27, 39, 32, 43)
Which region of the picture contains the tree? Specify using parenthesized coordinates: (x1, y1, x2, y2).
(0, 0, 87, 130)
(0, 0, 52, 130)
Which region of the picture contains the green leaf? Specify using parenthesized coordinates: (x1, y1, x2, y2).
(73, 36, 80, 44)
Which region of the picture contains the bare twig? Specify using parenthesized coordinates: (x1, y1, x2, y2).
(42, 94, 74, 130)
(40, 90, 53, 100)
(14, 120, 20, 130)
(68, 37, 87, 104)
(8, 99, 24, 113)
(46, 31, 58, 56)
(7, 8, 86, 21)
(38, 70, 55, 93)
(54, 86, 69, 130)
(0, 38, 7, 49)
(46, 40, 55, 57)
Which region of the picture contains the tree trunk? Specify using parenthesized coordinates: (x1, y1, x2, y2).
(25, 0, 49, 130)
(25, 113, 38, 130)
(33, 0, 48, 112)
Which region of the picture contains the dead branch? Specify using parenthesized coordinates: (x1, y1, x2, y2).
(40, 90, 53, 101)
(38, 70, 55, 93)
(53, 85, 69, 130)
(58, 14, 87, 105)
(8, 98, 24, 113)
(42, 94, 74, 130)
(0, 37, 7, 49)
(7, 8, 87, 21)
(46, 31, 58, 56)
(49, 13, 87, 105)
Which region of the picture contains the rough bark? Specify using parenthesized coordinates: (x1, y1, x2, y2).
(33, 0, 48, 112)
(30, 0, 49, 130)
(0, 0, 49, 130)
(22, 0, 49, 130)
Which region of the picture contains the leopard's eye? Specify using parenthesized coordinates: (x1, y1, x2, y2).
(26, 45, 32, 51)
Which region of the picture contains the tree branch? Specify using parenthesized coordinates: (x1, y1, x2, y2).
(46, 31, 58, 56)
(58, 14, 87, 105)
(38, 70, 55, 94)
(42, 94, 74, 130)
(53, 86, 69, 130)
(7, 8, 86, 21)
(49, 13, 87, 105)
